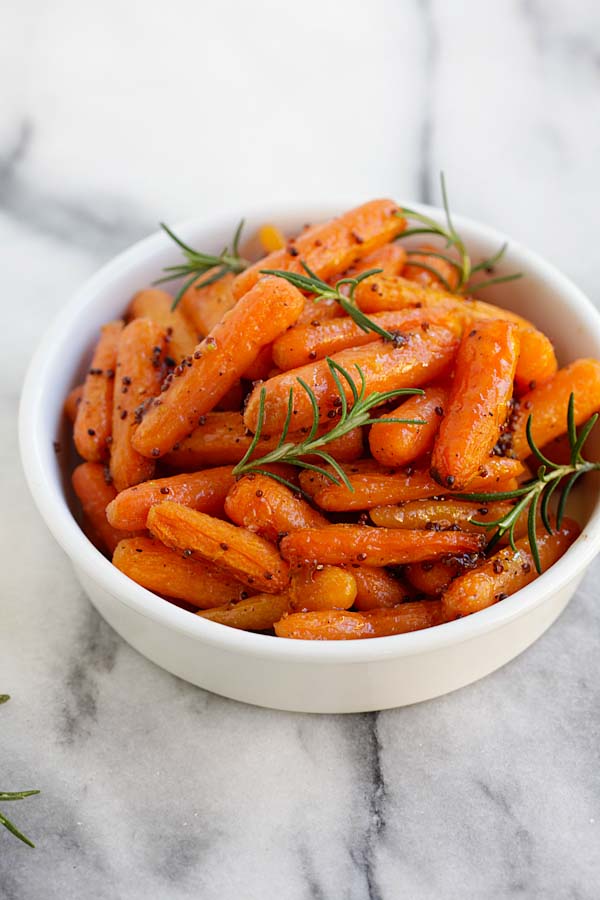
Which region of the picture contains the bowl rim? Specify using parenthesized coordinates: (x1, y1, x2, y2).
(19, 200, 600, 665)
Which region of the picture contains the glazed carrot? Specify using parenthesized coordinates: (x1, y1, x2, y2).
(510, 359, 600, 458)
(258, 224, 286, 253)
(110, 318, 167, 492)
(74, 321, 123, 461)
(132, 276, 305, 457)
(244, 324, 460, 434)
(403, 245, 461, 291)
(64, 384, 84, 422)
(369, 384, 449, 467)
(431, 320, 520, 490)
(113, 536, 252, 608)
(442, 519, 580, 618)
(271, 307, 460, 371)
(299, 458, 387, 497)
(198, 593, 290, 630)
(243, 345, 274, 382)
(274, 602, 441, 639)
(310, 457, 525, 511)
(214, 380, 244, 412)
(128, 289, 197, 362)
(233, 199, 406, 299)
(341, 242, 407, 279)
(161, 412, 364, 470)
(513, 327, 557, 394)
(280, 525, 484, 567)
(289, 567, 357, 611)
(179, 270, 236, 337)
(405, 560, 462, 596)
(370, 498, 514, 531)
(72, 462, 135, 554)
(224, 474, 327, 543)
(295, 295, 344, 326)
(147, 503, 289, 592)
(352, 566, 416, 610)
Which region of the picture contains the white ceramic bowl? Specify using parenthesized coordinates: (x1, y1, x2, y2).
(19, 203, 600, 713)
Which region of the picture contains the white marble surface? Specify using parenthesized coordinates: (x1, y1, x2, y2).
(2, 0, 600, 896)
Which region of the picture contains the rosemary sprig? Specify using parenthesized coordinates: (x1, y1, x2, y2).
(457, 394, 599, 573)
(156, 220, 250, 310)
(233, 358, 424, 490)
(1, 695, 39, 848)
(260, 263, 406, 344)
(397, 173, 523, 294)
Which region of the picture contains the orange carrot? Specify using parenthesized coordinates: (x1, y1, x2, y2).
(369, 384, 449, 467)
(442, 519, 580, 618)
(233, 199, 406, 299)
(510, 359, 600, 458)
(113, 536, 253, 608)
(369, 498, 514, 532)
(110, 318, 167, 492)
(289, 567, 357, 611)
(403, 245, 461, 291)
(106, 466, 235, 531)
(274, 602, 441, 639)
(431, 320, 520, 490)
(198, 593, 290, 630)
(405, 559, 463, 596)
(513, 327, 557, 394)
(224, 474, 327, 542)
(72, 462, 135, 554)
(179, 270, 236, 337)
(280, 525, 484, 567)
(242, 345, 274, 382)
(147, 503, 289, 593)
(295, 295, 345, 326)
(128, 289, 197, 362)
(74, 321, 123, 461)
(132, 276, 304, 457)
(244, 323, 460, 434)
(64, 384, 84, 422)
(352, 566, 416, 610)
(341, 243, 407, 279)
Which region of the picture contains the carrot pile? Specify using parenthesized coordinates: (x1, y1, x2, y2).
(65, 198, 599, 640)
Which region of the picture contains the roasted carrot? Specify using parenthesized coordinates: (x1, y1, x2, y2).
(214, 380, 244, 412)
(352, 566, 416, 610)
(128, 289, 197, 362)
(233, 199, 406, 299)
(224, 474, 327, 543)
(271, 307, 460, 371)
(340, 242, 407, 279)
(442, 519, 580, 618)
(110, 318, 167, 492)
(64, 384, 84, 422)
(403, 245, 461, 291)
(147, 503, 289, 592)
(309, 457, 524, 511)
(369, 384, 449, 467)
(513, 327, 557, 394)
(132, 276, 304, 457)
(161, 411, 363, 470)
(280, 525, 484, 568)
(274, 602, 441, 639)
(74, 321, 123, 461)
(179, 270, 236, 337)
(198, 593, 290, 630)
(295, 295, 345, 326)
(510, 359, 600, 458)
(72, 462, 135, 554)
(431, 320, 520, 490)
(244, 323, 460, 434)
(405, 559, 463, 596)
(289, 567, 357, 611)
(370, 498, 514, 531)
(106, 465, 235, 531)
(113, 536, 252, 608)
(242, 345, 275, 382)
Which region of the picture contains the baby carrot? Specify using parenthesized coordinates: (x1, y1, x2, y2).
(113, 536, 253, 608)
(244, 323, 460, 434)
(295, 295, 344, 326)
(405, 560, 463, 596)
(110, 318, 167, 492)
(74, 321, 123, 461)
(289, 567, 357, 611)
(431, 320, 520, 490)
(369, 384, 449, 467)
(280, 525, 484, 567)
(106, 465, 235, 531)
(310, 457, 524, 511)
(198, 593, 290, 630)
(132, 276, 304, 457)
(64, 384, 84, 422)
(224, 474, 327, 543)
(242, 345, 274, 382)
(341, 242, 407, 279)
(403, 245, 461, 291)
(370, 498, 514, 531)
(510, 359, 600, 458)
(513, 326, 557, 394)
(274, 602, 441, 639)
(128, 289, 197, 362)
(442, 519, 580, 618)
(147, 503, 290, 592)
(233, 199, 406, 299)
(72, 462, 135, 555)
(161, 411, 364, 470)
(179, 270, 236, 337)
(352, 566, 416, 610)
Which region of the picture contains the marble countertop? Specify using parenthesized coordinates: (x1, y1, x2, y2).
(2, 1, 600, 896)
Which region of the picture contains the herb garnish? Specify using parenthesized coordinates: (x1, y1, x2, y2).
(397, 173, 523, 294)
(0, 695, 39, 848)
(156, 220, 249, 310)
(233, 358, 424, 491)
(458, 395, 599, 573)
